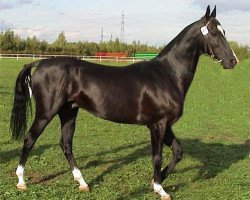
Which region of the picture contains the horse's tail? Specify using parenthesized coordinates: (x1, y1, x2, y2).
(10, 60, 40, 140)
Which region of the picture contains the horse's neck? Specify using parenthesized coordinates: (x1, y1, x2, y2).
(158, 23, 202, 96)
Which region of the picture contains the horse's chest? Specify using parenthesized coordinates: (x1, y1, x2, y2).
(137, 90, 182, 124)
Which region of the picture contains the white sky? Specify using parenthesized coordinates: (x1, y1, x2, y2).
(1, 0, 250, 46)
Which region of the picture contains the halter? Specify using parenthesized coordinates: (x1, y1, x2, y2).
(200, 20, 216, 59)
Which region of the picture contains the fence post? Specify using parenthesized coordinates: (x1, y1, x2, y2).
(17, 54, 19, 61)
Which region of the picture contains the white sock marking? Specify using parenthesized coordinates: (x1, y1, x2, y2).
(153, 182, 171, 198)
(16, 165, 25, 186)
(72, 168, 88, 187)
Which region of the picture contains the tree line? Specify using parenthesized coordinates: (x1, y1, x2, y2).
(0, 30, 161, 57)
(0, 30, 249, 60)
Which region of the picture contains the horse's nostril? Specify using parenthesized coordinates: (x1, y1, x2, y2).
(230, 58, 236, 65)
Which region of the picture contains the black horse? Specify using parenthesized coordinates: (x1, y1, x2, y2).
(10, 6, 237, 200)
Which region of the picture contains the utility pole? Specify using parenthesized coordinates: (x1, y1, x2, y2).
(110, 33, 113, 41)
(100, 27, 104, 43)
(120, 10, 124, 43)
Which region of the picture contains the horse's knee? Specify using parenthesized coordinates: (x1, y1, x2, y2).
(59, 140, 64, 150)
(153, 155, 162, 166)
(175, 148, 183, 163)
(173, 139, 182, 163)
(22, 133, 37, 150)
(59, 138, 72, 155)
(152, 155, 162, 173)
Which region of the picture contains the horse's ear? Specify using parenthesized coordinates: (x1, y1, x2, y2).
(211, 5, 216, 18)
(205, 5, 210, 19)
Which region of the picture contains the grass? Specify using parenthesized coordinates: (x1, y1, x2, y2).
(0, 57, 249, 200)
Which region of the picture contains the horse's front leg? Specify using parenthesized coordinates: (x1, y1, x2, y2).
(148, 120, 172, 200)
(58, 103, 90, 192)
(161, 126, 183, 182)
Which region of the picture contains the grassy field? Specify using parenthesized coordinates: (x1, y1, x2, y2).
(0, 57, 249, 200)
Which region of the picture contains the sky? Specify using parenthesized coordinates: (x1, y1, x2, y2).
(1, 0, 250, 46)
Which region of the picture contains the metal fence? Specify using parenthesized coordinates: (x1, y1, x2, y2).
(0, 54, 152, 63)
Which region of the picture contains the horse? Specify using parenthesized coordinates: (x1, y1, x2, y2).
(10, 5, 238, 200)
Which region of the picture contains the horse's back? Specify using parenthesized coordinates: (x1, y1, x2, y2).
(30, 57, 182, 125)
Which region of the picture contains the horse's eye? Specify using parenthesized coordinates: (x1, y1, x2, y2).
(211, 32, 217, 36)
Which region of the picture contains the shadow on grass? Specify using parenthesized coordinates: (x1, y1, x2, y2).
(32, 141, 148, 184)
(5, 137, 247, 198)
(181, 139, 249, 180)
(82, 143, 151, 187)
(0, 144, 57, 164)
(79, 138, 248, 199)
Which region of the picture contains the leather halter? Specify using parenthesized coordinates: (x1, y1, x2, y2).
(201, 20, 215, 58)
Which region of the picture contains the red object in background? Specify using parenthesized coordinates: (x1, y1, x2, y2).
(95, 52, 128, 57)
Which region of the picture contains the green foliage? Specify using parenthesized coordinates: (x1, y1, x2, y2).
(0, 30, 20, 52)
(51, 31, 67, 53)
(1, 30, 249, 60)
(0, 58, 249, 199)
(25, 36, 40, 54)
(229, 41, 250, 61)
(0, 30, 161, 56)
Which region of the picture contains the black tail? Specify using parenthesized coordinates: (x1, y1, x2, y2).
(10, 61, 40, 140)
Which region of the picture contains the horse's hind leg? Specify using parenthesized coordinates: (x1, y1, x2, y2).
(58, 102, 89, 192)
(16, 110, 56, 191)
(161, 126, 183, 182)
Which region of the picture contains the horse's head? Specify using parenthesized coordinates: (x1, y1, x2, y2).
(200, 5, 238, 69)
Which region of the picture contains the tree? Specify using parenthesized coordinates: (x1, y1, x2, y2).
(0, 30, 17, 52)
(17, 39, 26, 52)
(25, 36, 40, 54)
(39, 40, 48, 53)
(52, 31, 67, 53)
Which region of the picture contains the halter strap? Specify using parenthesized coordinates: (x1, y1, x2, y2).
(201, 20, 215, 57)
(201, 20, 211, 36)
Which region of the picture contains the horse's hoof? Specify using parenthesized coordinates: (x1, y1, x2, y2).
(161, 195, 172, 200)
(16, 183, 27, 191)
(79, 185, 90, 192)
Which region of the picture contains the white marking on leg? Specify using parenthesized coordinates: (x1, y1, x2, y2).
(16, 165, 27, 190)
(153, 182, 171, 199)
(72, 168, 89, 191)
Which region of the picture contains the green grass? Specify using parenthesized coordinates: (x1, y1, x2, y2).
(0, 57, 249, 200)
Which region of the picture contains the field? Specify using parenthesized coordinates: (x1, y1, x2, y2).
(0, 57, 249, 200)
